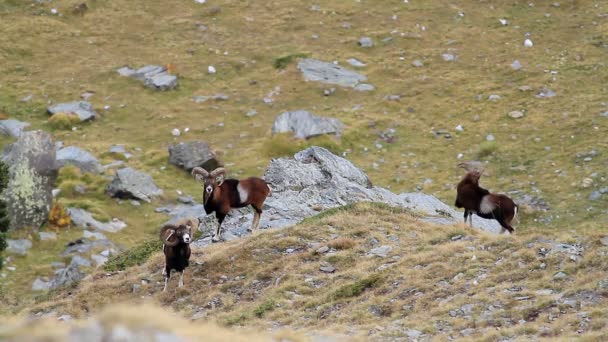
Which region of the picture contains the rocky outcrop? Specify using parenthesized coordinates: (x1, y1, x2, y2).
(1, 131, 58, 230)
(0, 119, 30, 138)
(168, 141, 220, 172)
(271, 110, 343, 139)
(297, 58, 374, 90)
(47, 101, 97, 122)
(117, 65, 177, 91)
(67, 207, 127, 233)
(106, 168, 163, 202)
(56, 146, 103, 173)
(193, 146, 502, 246)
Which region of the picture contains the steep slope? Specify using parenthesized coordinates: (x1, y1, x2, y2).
(24, 204, 608, 340)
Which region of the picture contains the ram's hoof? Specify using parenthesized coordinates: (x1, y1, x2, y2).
(211, 236, 221, 243)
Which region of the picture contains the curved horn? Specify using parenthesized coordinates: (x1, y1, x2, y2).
(160, 227, 179, 247)
(210, 167, 226, 186)
(191, 167, 209, 183)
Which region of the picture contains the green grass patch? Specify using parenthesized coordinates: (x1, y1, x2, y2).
(273, 53, 308, 69)
(477, 141, 498, 158)
(253, 299, 276, 318)
(103, 239, 162, 272)
(330, 273, 382, 300)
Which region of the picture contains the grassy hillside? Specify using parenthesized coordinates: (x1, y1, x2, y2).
(20, 203, 608, 340)
(1, 0, 608, 337)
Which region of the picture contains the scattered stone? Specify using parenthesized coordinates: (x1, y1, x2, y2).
(511, 60, 522, 70)
(208, 66, 216, 74)
(316, 246, 330, 254)
(346, 58, 366, 67)
(524, 39, 534, 47)
(412, 59, 424, 67)
(406, 329, 423, 339)
(192, 94, 229, 103)
(536, 87, 556, 98)
(272, 110, 343, 139)
(598, 279, 608, 289)
(488, 94, 501, 101)
(168, 141, 220, 172)
(39, 232, 57, 241)
(6, 239, 32, 255)
(297, 59, 370, 89)
(83, 230, 107, 240)
(600, 236, 608, 247)
(385, 95, 401, 101)
(1, 131, 58, 230)
(319, 264, 336, 273)
(32, 277, 52, 291)
(106, 168, 163, 202)
(245, 109, 258, 117)
(91, 254, 108, 266)
(71, 255, 92, 268)
(177, 196, 194, 204)
(442, 53, 456, 62)
(499, 18, 509, 26)
(508, 110, 525, 119)
(553, 271, 568, 280)
(0, 119, 30, 138)
(369, 245, 392, 258)
(56, 146, 103, 173)
(117, 65, 177, 91)
(358, 37, 374, 47)
(47, 101, 97, 122)
(455, 125, 464, 132)
(588, 191, 602, 201)
(62, 238, 118, 257)
(354, 83, 375, 92)
(68, 207, 127, 233)
(171, 128, 181, 137)
(486, 134, 495, 141)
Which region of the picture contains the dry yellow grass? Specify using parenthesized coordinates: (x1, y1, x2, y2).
(18, 203, 608, 340)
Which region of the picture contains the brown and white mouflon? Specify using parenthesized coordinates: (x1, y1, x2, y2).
(160, 220, 193, 291)
(454, 163, 519, 234)
(191, 167, 271, 242)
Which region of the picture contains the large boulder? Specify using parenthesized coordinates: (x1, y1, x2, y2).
(117, 65, 178, 91)
(193, 146, 502, 247)
(6, 239, 32, 255)
(56, 146, 103, 173)
(271, 110, 343, 139)
(106, 168, 163, 202)
(0, 119, 30, 138)
(1, 131, 58, 230)
(47, 101, 96, 122)
(168, 141, 220, 172)
(67, 207, 127, 233)
(297, 58, 374, 90)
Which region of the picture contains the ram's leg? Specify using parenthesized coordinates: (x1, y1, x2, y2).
(212, 213, 226, 242)
(163, 268, 171, 292)
(178, 270, 185, 288)
(249, 205, 263, 232)
(161, 246, 167, 276)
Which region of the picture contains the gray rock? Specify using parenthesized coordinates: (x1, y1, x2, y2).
(47, 101, 96, 121)
(106, 167, 163, 202)
(83, 230, 107, 240)
(297, 59, 369, 88)
(511, 60, 522, 70)
(68, 207, 127, 233)
(56, 146, 102, 173)
(91, 254, 108, 266)
(168, 141, 220, 172)
(354, 83, 375, 92)
(70, 255, 92, 268)
(442, 53, 456, 62)
(320, 264, 336, 273)
(271, 110, 343, 139)
(177, 196, 194, 204)
(488, 94, 501, 101)
(358, 37, 374, 47)
(598, 279, 608, 289)
(32, 277, 52, 291)
(316, 246, 330, 254)
(600, 111, 608, 118)
(39, 231, 57, 241)
(6, 239, 32, 255)
(536, 87, 556, 98)
(406, 329, 423, 339)
(600, 236, 608, 246)
(161, 203, 205, 227)
(0, 119, 30, 138)
(192, 94, 229, 103)
(2, 131, 58, 230)
(192, 146, 503, 247)
(49, 257, 86, 289)
(369, 245, 392, 258)
(412, 59, 424, 67)
(588, 191, 601, 201)
(62, 238, 118, 256)
(508, 110, 524, 119)
(553, 271, 568, 280)
(117, 65, 178, 91)
(74, 184, 87, 194)
(346, 58, 366, 67)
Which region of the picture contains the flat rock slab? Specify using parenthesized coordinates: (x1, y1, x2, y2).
(168, 141, 220, 172)
(56, 146, 103, 173)
(297, 58, 372, 89)
(272, 110, 343, 139)
(117, 65, 177, 91)
(106, 167, 163, 202)
(0, 119, 30, 138)
(6, 239, 32, 255)
(68, 207, 127, 233)
(47, 101, 96, 121)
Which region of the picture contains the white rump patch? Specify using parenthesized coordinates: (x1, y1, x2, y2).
(237, 183, 248, 203)
(480, 196, 496, 214)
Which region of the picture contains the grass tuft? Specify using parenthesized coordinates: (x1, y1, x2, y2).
(253, 299, 276, 318)
(273, 53, 308, 69)
(331, 273, 382, 300)
(103, 239, 162, 272)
